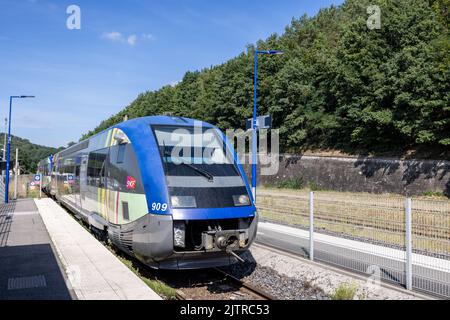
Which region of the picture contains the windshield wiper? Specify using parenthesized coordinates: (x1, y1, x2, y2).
(161, 147, 214, 182)
(180, 162, 214, 182)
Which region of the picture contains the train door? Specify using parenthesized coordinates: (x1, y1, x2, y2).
(73, 156, 82, 212)
(85, 148, 109, 220)
(79, 154, 88, 213)
(50, 155, 59, 197)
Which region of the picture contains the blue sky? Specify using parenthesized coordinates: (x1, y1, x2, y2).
(0, 0, 343, 147)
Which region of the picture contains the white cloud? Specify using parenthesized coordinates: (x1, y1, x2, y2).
(101, 31, 156, 46)
(127, 34, 137, 45)
(102, 31, 124, 42)
(142, 33, 155, 41)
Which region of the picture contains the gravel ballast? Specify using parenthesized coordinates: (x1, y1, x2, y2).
(223, 245, 423, 300)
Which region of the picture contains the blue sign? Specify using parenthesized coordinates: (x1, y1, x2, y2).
(246, 114, 272, 130)
(68, 175, 74, 181)
(34, 174, 41, 182)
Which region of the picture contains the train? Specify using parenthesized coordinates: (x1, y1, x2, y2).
(37, 116, 257, 269)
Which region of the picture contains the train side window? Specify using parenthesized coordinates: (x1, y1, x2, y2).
(116, 144, 126, 164)
(122, 201, 129, 221)
(87, 148, 108, 187)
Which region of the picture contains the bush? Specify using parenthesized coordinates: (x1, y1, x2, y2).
(331, 283, 358, 300)
(308, 181, 322, 191)
(277, 175, 304, 189)
(423, 190, 445, 198)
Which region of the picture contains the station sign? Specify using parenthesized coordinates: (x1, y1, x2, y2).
(246, 114, 272, 130)
(34, 174, 41, 184)
(67, 174, 75, 184)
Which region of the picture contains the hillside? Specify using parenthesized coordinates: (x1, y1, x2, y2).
(0, 133, 63, 173)
(81, 0, 449, 159)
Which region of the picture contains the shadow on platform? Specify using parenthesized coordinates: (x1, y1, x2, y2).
(0, 199, 73, 300)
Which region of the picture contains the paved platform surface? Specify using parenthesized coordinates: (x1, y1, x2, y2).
(34, 198, 161, 300)
(0, 199, 73, 299)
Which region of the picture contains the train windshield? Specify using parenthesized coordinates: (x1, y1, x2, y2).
(152, 125, 250, 209)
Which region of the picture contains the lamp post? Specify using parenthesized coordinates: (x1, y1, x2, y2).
(252, 49, 283, 202)
(3, 118, 6, 160)
(5, 95, 35, 203)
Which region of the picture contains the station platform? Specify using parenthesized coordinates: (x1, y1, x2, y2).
(1, 198, 161, 300)
(34, 198, 161, 300)
(0, 199, 74, 299)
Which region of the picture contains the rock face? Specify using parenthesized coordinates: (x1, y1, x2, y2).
(244, 154, 450, 196)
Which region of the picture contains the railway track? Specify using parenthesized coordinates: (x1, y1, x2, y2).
(213, 268, 276, 300)
(57, 198, 276, 300)
(175, 268, 276, 300)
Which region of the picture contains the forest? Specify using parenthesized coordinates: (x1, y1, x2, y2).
(82, 0, 449, 159)
(0, 134, 62, 173)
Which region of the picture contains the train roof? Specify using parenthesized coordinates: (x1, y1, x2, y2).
(121, 116, 215, 128)
(43, 116, 218, 161)
(99, 116, 216, 139)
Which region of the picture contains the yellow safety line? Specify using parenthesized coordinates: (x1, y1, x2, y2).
(102, 187, 106, 218)
(97, 187, 101, 215)
(105, 188, 109, 220)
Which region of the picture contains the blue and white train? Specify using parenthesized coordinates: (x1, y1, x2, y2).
(38, 116, 257, 269)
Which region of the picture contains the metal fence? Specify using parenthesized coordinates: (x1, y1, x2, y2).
(257, 189, 450, 298)
(0, 174, 40, 200)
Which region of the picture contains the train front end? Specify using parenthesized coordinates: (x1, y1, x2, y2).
(128, 117, 257, 269)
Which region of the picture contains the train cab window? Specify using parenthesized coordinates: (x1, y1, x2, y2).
(153, 125, 239, 177)
(116, 144, 126, 164)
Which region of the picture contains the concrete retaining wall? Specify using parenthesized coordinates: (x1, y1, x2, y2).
(244, 155, 450, 197)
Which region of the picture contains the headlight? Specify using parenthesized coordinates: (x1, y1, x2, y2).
(233, 194, 250, 206)
(171, 196, 197, 208)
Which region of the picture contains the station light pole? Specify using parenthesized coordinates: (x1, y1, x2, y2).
(5, 95, 35, 203)
(252, 49, 283, 202)
(3, 118, 6, 160)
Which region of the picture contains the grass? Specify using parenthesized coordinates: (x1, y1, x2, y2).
(331, 283, 359, 300)
(277, 175, 305, 190)
(113, 252, 177, 300)
(423, 190, 446, 198)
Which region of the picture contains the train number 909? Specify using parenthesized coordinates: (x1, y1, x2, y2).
(152, 202, 168, 211)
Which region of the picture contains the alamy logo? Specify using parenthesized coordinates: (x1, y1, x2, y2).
(66, 5, 81, 30)
(66, 265, 81, 290)
(367, 5, 381, 30)
(366, 265, 381, 291)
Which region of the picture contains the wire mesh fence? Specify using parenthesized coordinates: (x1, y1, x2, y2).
(411, 198, 450, 297)
(257, 189, 450, 298)
(1, 174, 41, 200)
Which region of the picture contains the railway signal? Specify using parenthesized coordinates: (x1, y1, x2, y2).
(252, 50, 283, 201)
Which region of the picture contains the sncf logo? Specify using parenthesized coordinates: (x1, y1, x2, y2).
(126, 176, 136, 190)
